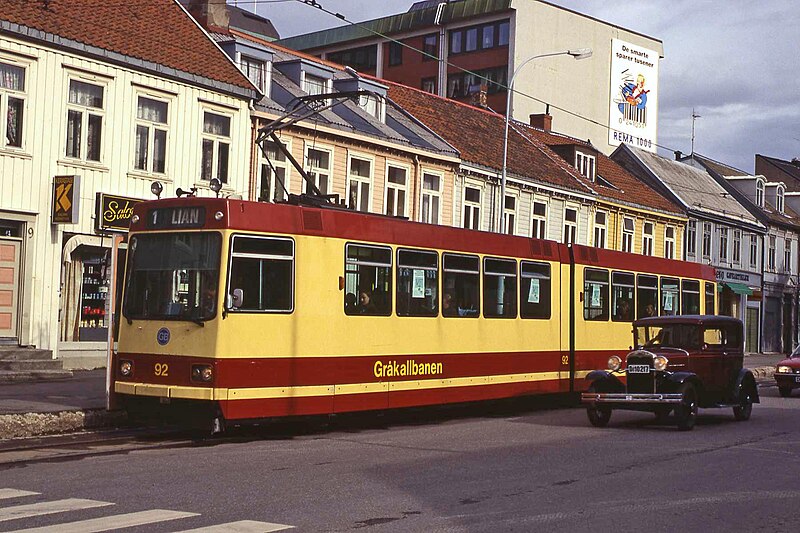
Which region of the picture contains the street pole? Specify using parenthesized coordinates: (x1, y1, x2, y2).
(499, 48, 592, 233)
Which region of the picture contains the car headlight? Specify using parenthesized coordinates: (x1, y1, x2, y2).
(607, 355, 622, 372)
(777, 365, 792, 373)
(654, 355, 669, 371)
(119, 360, 133, 377)
(191, 364, 213, 383)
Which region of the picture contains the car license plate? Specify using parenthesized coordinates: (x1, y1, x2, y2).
(795, 376, 800, 383)
(628, 365, 650, 374)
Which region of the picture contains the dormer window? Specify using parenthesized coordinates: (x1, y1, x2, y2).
(777, 185, 785, 213)
(303, 74, 329, 96)
(358, 93, 385, 121)
(217, 39, 273, 98)
(756, 179, 765, 207)
(334, 76, 388, 123)
(575, 151, 596, 181)
(241, 55, 268, 93)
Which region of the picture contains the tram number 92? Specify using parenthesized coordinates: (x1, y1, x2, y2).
(154, 363, 169, 377)
(561, 355, 569, 365)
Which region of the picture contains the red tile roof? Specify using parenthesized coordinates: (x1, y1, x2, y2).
(0, 0, 254, 94)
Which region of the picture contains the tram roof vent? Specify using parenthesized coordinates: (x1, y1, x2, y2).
(302, 210, 324, 231)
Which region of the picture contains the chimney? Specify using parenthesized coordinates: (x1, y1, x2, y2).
(529, 113, 552, 132)
(187, 0, 230, 33)
(471, 84, 488, 109)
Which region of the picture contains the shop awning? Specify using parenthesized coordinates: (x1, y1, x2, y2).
(723, 282, 754, 296)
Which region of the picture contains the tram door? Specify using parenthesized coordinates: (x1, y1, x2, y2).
(0, 238, 21, 341)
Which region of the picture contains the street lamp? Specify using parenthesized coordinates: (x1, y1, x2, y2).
(499, 48, 592, 233)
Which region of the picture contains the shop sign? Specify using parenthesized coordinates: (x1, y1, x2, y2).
(95, 193, 143, 232)
(715, 268, 760, 286)
(52, 175, 81, 224)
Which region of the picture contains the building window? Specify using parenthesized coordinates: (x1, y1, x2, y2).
(665, 226, 675, 259)
(65, 79, 104, 161)
(465, 28, 478, 52)
(750, 234, 758, 269)
(358, 94, 384, 121)
(385, 164, 408, 217)
(768, 235, 776, 271)
(498, 21, 510, 46)
(532, 201, 547, 240)
(1, 61, 25, 148)
(622, 217, 635, 253)
(388, 42, 403, 66)
(686, 219, 697, 256)
(756, 179, 765, 207)
(784, 238, 792, 273)
(421, 78, 436, 94)
(420, 171, 442, 224)
(504, 195, 517, 235)
(702, 222, 712, 259)
(463, 186, 481, 230)
(732, 229, 741, 264)
(327, 45, 377, 72)
(259, 140, 289, 203)
(576, 152, 596, 181)
(305, 147, 331, 195)
(347, 156, 372, 212)
(719, 227, 729, 262)
(422, 34, 438, 61)
(303, 73, 328, 96)
(563, 207, 577, 244)
(241, 56, 267, 92)
(201, 111, 231, 183)
(777, 186, 785, 213)
(642, 221, 654, 256)
(133, 96, 168, 174)
(594, 211, 607, 248)
(449, 20, 511, 55)
(448, 66, 507, 98)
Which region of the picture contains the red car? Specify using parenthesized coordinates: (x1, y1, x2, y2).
(775, 347, 800, 397)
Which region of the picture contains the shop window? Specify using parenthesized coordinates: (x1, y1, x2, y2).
(442, 253, 479, 318)
(396, 249, 438, 317)
(484, 257, 517, 318)
(682, 279, 701, 314)
(344, 243, 392, 316)
(612, 271, 635, 322)
(79, 256, 109, 340)
(228, 236, 294, 312)
(584, 268, 609, 321)
(637, 274, 658, 318)
(520, 261, 551, 319)
(660, 277, 680, 316)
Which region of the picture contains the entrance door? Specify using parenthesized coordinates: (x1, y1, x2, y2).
(0, 238, 21, 340)
(783, 295, 793, 354)
(746, 306, 759, 353)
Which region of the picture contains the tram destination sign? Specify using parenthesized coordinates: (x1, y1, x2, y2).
(146, 206, 206, 229)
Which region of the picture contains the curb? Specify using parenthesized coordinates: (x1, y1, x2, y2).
(0, 409, 127, 440)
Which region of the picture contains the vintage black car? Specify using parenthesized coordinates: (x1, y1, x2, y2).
(581, 315, 758, 430)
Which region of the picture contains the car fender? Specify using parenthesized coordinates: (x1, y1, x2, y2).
(735, 368, 760, 403)
(663, 372, 703, 396)
(584, 370, 624, 392)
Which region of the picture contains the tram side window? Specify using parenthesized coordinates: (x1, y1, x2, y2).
(705, 282, 716, 315)
(442, 253, 479, 317)
(397, 249, 438, 317)
(611, 272, 635, 322)
(637, 274, 658, 318)
(682, 279, 701, 314)
(660, 277, 680, 316)
(520, 261, 551, 319)
(344, 244, 392, 316)
(228, 236, 294, 312)
(484, 258, 517, 318)
(584, 268, 609, 321)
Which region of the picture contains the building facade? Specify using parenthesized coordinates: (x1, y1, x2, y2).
(278, 0, 664, 155)
(0, 0, 257, 366)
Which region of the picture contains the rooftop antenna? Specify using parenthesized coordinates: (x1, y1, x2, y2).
(691, 108, 701, 155)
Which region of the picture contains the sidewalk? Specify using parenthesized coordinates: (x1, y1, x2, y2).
(0, 354, 788, 440)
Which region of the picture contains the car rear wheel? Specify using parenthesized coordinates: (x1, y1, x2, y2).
(675, 382, 697, 431)
(778, 386, 792, 398)
(733, 384, 754, 421)
(586, 385, 612, 428)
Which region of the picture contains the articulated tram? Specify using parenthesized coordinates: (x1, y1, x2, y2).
(112, 197, 716, 428)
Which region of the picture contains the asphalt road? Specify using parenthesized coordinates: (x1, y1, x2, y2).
(1, 382, 798, 532)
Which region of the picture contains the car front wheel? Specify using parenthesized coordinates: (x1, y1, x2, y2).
(733, 384, 754, 421)
(586, 385, 612, 428)
(675, 382, 698, 431)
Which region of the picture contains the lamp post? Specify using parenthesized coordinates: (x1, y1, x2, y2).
(499, 48, 592, 233)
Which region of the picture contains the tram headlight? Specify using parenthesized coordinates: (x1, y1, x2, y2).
(119, 360, 133, 377)
(777, 365, 792, 373)
(214, 211, 224, 221)
(654, 355, 669, 371)
(131, 214, 140, 224)
(607, 355, 622, 372)
(191, 364, 213, 383)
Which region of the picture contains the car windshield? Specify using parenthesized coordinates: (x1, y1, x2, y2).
(635, 324, 701, 350)
(123, 232, 221, 321)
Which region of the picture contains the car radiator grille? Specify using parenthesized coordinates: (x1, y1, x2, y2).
(626, 353, 655, 393)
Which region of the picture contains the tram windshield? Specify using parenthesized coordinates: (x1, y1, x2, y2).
(635, 324, 700, 350)
(123, 232, 221, 322)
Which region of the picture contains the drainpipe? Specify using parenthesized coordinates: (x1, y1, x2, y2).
(412, 155, 421, 221)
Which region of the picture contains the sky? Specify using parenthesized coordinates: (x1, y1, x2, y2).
(235, 0, 800, 174)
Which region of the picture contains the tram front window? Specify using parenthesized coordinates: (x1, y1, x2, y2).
(123, 232, 221, 321)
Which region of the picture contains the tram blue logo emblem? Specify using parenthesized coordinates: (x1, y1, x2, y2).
(156, 327, 171, 346)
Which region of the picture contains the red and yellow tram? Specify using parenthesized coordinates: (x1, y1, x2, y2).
(112, 197, 715, 427)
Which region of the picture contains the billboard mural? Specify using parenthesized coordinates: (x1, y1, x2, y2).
(608, 38, 659, 153)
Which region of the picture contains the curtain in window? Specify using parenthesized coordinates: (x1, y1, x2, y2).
(60, 259, 84, 342)
(69, 80, 103, 108)
(6, 97, 23, 146)
(137, 97, 167, 124)
(0, 62, 24, 90)
(203, 113, 230, 137)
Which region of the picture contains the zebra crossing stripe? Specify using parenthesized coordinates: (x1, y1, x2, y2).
(0, 490, 39, 501)
(0, 499, 113, 522)
(174, 520, 294, 532)
(6, 509, 198, 532)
